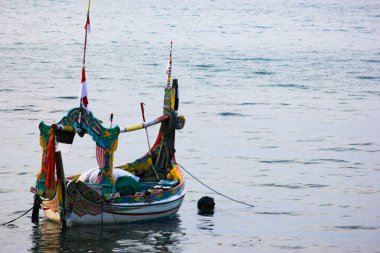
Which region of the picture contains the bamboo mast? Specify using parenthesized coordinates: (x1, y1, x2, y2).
(79, 0, 91, 123)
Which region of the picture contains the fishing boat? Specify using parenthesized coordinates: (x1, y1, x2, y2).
(30, 1, 186, 226)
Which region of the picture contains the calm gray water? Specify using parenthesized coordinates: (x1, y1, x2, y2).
(1, 0, 379, 252)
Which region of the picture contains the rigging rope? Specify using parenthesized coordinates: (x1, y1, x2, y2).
(1, 207, 34, 226)
(177, 163, 255, 208)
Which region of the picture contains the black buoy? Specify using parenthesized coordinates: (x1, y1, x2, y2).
(197, 196, 215, 215)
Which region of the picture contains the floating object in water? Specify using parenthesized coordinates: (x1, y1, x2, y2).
(198, 196, 215, 215)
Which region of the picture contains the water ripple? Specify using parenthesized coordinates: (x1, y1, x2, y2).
(356, 76, 380, 80)
(361, 59, 380, 63)
(334, 226, 378, 231)
(314, 158, 349, 163)
(235, 102, 270, 106)
(349, 142, 373, 146)
(224, 57, 281, 62)
(193, 63, 216, 69)
(56, 96, 78, 100)
(318, 147, 359, 152)
(217, 112, 245, 117)
(260, 159, 296, 164)
(0, 88, 14, 92)
(255, 211, 300, 216)
(254, 71, 275, 75)
(263, 83, 309, 89)
(275, 245, 305, 250)
(259, 183, 329, 189)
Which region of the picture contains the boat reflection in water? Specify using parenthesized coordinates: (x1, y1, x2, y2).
(30, 216, 184, 252)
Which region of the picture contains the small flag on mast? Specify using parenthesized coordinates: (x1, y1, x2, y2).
(80, 66, 90, 111)
(166, 41, 172, 88)
(163, 42, 173, 112)
(84, 15, 91, 34)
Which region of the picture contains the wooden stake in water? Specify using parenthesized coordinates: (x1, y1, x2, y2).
(55, 151, 67, 230)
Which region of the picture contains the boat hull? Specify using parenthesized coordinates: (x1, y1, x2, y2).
(42, 178, 185, 226)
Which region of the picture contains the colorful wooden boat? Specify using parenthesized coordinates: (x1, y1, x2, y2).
(30, 1, 186, 226)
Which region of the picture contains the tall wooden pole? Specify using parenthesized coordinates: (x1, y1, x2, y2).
(55, 151, 66, 230)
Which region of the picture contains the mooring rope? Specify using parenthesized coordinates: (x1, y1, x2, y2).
(1, 207, 34, 226)
(177, 163, 255, 208)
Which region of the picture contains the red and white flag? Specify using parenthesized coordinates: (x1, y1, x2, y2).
(79, 66, 90, 111)
(84, 15, 91, 34)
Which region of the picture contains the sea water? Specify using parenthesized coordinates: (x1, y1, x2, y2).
(0, 0, 379, 252)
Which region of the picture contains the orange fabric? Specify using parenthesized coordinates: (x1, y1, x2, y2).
(42, 133, 56, 190)
(37, 135, 46, 180)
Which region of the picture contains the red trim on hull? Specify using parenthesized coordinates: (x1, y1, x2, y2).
(105, 205, 181, 216)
